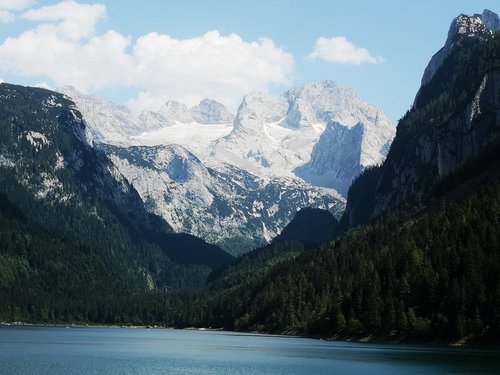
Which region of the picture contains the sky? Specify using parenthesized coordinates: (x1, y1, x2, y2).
(0, 1, 498, 124)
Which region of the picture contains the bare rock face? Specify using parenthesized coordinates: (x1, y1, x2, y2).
(343, 12, 500, 230)
(102, 143, 344, 255)
(59, 80, 395, 253)
(215, 81, 395, 196)
(159, 101, 194, 124)
(418, 10, 499, 92)
(191, 99, 235, 124)
(373, 72, 500, 219)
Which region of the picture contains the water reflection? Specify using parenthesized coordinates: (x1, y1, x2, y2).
(0, 326, 498, 375)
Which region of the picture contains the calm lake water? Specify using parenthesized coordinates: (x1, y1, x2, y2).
(0, 326, 499, 374)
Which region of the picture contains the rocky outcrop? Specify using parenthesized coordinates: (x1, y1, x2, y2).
(103, 143, 344, 255)
(191, 99, 235, 124)
(214, 81, 395, 195)
(343, 12, 500, 229)
(159, 100, 194, 123)
(418, 10, 499, 97)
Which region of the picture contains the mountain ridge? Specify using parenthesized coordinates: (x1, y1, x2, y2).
(57, 80, 393, 253)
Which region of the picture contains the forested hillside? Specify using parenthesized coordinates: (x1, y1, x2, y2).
(0, 84, 231, 323)
(185, 25, 500, 343)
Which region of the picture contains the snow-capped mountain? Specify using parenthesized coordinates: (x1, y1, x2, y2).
(212, 81, 395, 195)
(102, 143, 343, 254)
(191, 99, 235, 124)
(57, 80, 394, 254)
(57, 86, 145, 145)
(158, 101, 194, 123)
(57, 87, 235, 145)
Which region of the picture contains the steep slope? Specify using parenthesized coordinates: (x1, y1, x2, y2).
(275, 208, 338, 245)
(58, 81, 392, 253)
(102, 143, 343, 255)
(202, 176, 500, 341)
(418, 10, 499, 92)
(56, 86, 147, 145)
(158, 101, 194, 123)
(0, 83, 232, 278)
(196, 11, 500, 342)
(343, 14, 500, 229)
(191, 98, 235, 124)
(213, 81, 395, 196)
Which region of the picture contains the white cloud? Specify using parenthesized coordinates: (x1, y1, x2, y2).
(0, 0, 36, 25)
(21, 1, 106, 41)
(0, 2, 294, 111)
(0, 9, 14, 23)
(308, 36, 385, 65)
(0, 0, 35, 11)
(128, 31, 293, 110)
(0, 77, 4, 83)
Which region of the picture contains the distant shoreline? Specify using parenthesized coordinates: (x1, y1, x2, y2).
(2, 321, 499, 348)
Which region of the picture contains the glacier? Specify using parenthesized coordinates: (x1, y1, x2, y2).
(57, 80, 394, 254)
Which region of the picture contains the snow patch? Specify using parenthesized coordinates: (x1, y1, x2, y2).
(0, 155, 15, 168)
(25, 131, 50, 151)
(35, 172, 63, 200)
(44, 95, 62, 108)
(55, 152, 66, 170)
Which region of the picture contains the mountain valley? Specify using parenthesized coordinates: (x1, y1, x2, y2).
(0, 7, 499, 346)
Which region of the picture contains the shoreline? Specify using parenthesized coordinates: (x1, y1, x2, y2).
(2, 321, 499, 349)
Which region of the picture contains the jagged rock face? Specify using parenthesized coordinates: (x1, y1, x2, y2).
(481, 9, 500, 31)
(59, 81, 391, 252)
(232, 92, 288, 134)
(139, 110, 174, 130)
(419, 9, 499, 90)
(191, 99, 235, 124)
(57, 86, 147, 145)
(342, 15, 500, 230)
(57, 87, 236, 145)
(0, 83, 163, 227)
(374, 72, 500, 217)
(214, 81, 395, 194)
(102, 143, 344, 255)
(159, 101, 194, 123)
(295, 122, 364, 196)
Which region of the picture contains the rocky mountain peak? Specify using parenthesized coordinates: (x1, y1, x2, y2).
(158, 100, 194, 123)
(480, 9, 500, 32)
(419, 10, 499, 89)
(284, 80, 376, 130)
(190, 99, 235, 124)
(450, 14, 489, 39)
(57, 85, 86, 100)
(233, 92, 287, 133)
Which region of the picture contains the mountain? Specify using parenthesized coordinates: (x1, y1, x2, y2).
(0, 83, 232, 278)
(57, 81, 393, 254)
(416, 9, 500, 102)
(56, 87, 235, 143)
(158, 101, 194, 123)
(275, 207, 338, 245)
(197, 10, 500, 342)
(191, 98, 235, 124)
(101, 142, 343, 255)
(343, 10, 500, 229)
(56, 85, 146, 145)
(212, 81, 395, 196)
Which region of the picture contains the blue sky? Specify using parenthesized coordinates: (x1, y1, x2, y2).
(0, 1, 498, 123)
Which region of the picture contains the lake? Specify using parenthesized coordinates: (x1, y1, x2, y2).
(0, 326, 498, 374)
